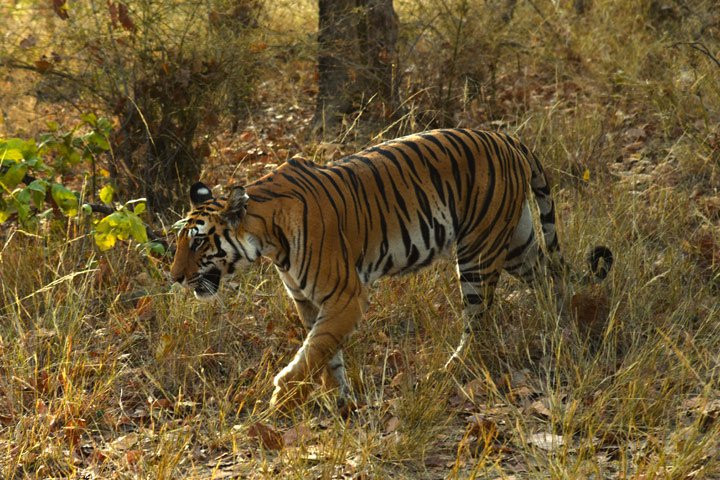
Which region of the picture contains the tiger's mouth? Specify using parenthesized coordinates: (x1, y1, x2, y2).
(192, 267, 222, 299)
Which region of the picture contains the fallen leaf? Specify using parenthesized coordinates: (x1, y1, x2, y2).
(527, 432, 564, 451)
(282, 423, 312, 447)
(384, 416, 400, 434)
(461, 378, 487, 400)
(693, 229, 720, 271)
(248, 422, 283, 450)
(249, 41, 268, 53)
(19, 36, 37, 49)
(125, 449, 142, 465)
(134, 296, 154, 322)
(94, 257, 112, 288)
(527, 399, 551, 419)
(111, 433, 139, 451)
(117, 2, 136, 33)
(389, 371, 406, 388)
(34, 59, 53, 74)
(624, 126, 647, 142)
(699, 399, 720, 432)
(150, 397, 173, 410)
(52, 0, 69, 19)
(465, 415, 498, 446)
(508, 385, 535, 403)
(63, 418, 87, 445)
(386, 349, 406, 371)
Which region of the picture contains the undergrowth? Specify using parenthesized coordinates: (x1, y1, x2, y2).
(1, 0, 720, 478)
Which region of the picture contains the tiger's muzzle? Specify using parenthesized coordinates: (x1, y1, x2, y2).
(188, 267, 222, 299)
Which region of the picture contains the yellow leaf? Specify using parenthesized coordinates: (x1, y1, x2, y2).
(99, 184, 114, 204)
(99, 168, 110, 178)
(94, 232, 117, 251)
(582, 169, 590, 182)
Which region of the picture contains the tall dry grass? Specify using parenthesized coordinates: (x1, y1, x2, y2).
(2, 0, 720, 478)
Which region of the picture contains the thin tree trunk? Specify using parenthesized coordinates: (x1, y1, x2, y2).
(357, 0, 398, 113)
(313, 0, 398, 136)
(313, 0, 357, 133)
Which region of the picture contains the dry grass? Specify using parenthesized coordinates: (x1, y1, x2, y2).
(2, 0, 720, 478)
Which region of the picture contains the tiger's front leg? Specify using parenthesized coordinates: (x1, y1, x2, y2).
(270, 293, 362, 410)
(289, 297, 352, 408)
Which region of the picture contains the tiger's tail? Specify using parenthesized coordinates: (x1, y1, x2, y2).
(526, 148, 613, 283)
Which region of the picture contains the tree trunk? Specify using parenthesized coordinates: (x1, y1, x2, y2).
(573, 0, 590, 14)
(313, 0, 357, 133)
(357, 0, 398, 113)
(313, 0, 398, 136)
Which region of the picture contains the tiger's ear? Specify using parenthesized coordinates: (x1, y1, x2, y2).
(190, 182, 213, 207)
(221, 185, 249, 226)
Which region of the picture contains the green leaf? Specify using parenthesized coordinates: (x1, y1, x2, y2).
(126, 211, 148, 243)
(82, 113, 98, 126)
(13, 193, 31, 224)
(133, 202, 146, 215)
(0, 163, 28, 190)
(27, 179, 48, 208)
(23, 155, 41, 168)
(171, 218, 188, 232)
(66, 149, 82, 166)
(86, 131, 110, 151)
(0, 148, 23, 162)
(96, 117, 113, 135)
(148, 242, 166, 255)
(0, 209, 10, 224)
(37, 208, 53, 221)
(50, 183, 78, 216)
(1, 138, 36, 159)
(99, 184, 114, 204)
(105, 211, 125, 228)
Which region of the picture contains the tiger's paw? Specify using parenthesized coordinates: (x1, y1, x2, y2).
(336, 394, 358, 418)
(270, 378, 312, 413)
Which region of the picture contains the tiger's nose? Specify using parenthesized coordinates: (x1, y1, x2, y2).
(173, 273, 185, 284)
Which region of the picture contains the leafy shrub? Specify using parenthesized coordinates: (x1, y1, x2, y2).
(0, 116, 152, 252)
(5, 0, 264, 211)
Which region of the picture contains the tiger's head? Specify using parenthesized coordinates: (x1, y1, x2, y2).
(171, 182, 259, 299)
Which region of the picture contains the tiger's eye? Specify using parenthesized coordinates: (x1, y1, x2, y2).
(191, 237, 206, 250)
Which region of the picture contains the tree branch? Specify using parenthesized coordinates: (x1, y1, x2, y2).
(6, 170, 172, 252)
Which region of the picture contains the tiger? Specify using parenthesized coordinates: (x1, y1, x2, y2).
(170, 128, 613, 411)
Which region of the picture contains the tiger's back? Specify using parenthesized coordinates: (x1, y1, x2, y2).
(249, 129, 539, 288)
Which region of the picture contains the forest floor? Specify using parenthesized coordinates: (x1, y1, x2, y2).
(2, 1, 720, 479)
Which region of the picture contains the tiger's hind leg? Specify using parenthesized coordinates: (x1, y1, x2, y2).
(445, 239, 509, 369)
(503, 200, 546, 283)
(503, 200, 566, 306)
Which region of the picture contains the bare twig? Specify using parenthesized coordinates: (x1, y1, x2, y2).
(672, 41, 720, 70)
(3, 60, 113, 104)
